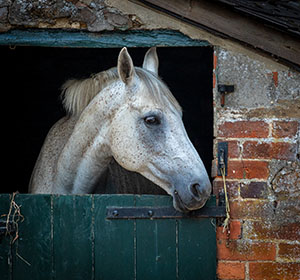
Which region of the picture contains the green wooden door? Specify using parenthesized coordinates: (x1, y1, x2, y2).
(0, 194, 217, 280)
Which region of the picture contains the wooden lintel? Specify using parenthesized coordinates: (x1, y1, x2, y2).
(0, 29, 210, 48)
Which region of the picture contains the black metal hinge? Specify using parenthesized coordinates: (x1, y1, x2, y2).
(106, 205, 226, 219)
(218, 142, 228, 176)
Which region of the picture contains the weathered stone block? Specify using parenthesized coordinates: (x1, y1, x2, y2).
(0, 7, 7, 23)
(7, 0, 133, 31)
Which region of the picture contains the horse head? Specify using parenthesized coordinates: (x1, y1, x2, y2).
(109, 48, 211, 212)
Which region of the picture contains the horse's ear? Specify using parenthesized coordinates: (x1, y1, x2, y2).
(143, 47, 159, 75)
(118, 47, 135, 85)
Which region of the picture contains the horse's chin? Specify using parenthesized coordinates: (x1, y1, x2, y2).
(173, 201, 189, 213)
(173, 192, 209, 213)
(172, 193, 190, 213)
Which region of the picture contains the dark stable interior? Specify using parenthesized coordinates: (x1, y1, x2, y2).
(1, 46, 213, 194)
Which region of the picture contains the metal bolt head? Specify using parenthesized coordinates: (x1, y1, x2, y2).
(112, 210, 118, 216)
(148, 210, 154, 217)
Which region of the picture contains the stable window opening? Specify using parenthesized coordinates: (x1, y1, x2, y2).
(1, 46, 213, 194)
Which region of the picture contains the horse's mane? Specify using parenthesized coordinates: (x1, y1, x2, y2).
(61, 67, 182, 117)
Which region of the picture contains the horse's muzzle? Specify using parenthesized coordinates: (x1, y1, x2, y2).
(172, 180, 211, 212)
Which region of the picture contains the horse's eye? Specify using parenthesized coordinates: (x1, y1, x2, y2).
(144, 116, 161, 125)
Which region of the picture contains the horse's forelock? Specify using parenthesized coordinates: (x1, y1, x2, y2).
(61, 67, 182, 117)
(61, 68, 119, 116)
(135, 68, 182, 116)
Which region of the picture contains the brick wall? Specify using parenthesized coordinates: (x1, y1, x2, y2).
(213, 48, 300, 280)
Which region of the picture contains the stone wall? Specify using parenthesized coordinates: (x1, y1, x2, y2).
(213, 48, 300, 280)
(0, 0, 139, 32)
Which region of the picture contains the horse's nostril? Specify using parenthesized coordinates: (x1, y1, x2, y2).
(190, 183, 202, 198)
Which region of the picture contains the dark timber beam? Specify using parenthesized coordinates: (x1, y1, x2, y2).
(133, 0, 300, 69)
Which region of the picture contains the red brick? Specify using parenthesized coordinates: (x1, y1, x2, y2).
(213, 52, 217, 88)
(226, 160, 269, 180)
(213, 180, 240, 200)
(278, 243, 300, 261)
(218, 121, 269, 138)
(242, 141, 296, 160)
(240, 181, 268, 199)
(242, 141, 272, 159)
(214, 51, 218, 70)
(272, 71, 278, 87)
(272, 142, 297, 160)
(229, 200, 273, 220)
(272, 121, 298, 138)
(213, 73, 216, 89)
(217, 220, 242, 240)
(217, 240, 276, 261)
(217, 262, 245, 280)
(245, 221, 300, 241)
(249, 262, 300, 280)
(228, 140, 241, 158)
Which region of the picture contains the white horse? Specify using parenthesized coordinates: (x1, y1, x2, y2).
(29, 47, 211, 212)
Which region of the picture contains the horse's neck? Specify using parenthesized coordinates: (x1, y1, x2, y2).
(53, 105, 112, 194)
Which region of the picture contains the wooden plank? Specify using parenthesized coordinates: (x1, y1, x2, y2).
(135, 195, 176, 280)
(94, 195, 135, 280)
(0, 194, 13, 280)
(0, 29, 210, 48)
(52, 195, 93, 280)
(12, 194, 52, 280)
(135, 0, 300, 67)
(177, 196, 217, 280)
(0, 194, 218, 279)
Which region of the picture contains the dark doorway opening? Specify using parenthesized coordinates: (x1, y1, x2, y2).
(1, 46, 213, 193)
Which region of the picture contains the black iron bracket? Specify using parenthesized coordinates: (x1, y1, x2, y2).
(218, 84, 234, 107)
(217, 142, 228, 176)
(106, 205, 226, 219)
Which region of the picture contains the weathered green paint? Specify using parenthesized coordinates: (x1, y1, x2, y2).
(53, 195, 93, 280)
(135, 195, 177, 279)
(13, 195, 52, 280)
(0, 194, 12, 280)
(0, 194, 217, 279)
(0, 29, 210, 48)
(94, 195, 135, 280)
(178, 197, 217, 280)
